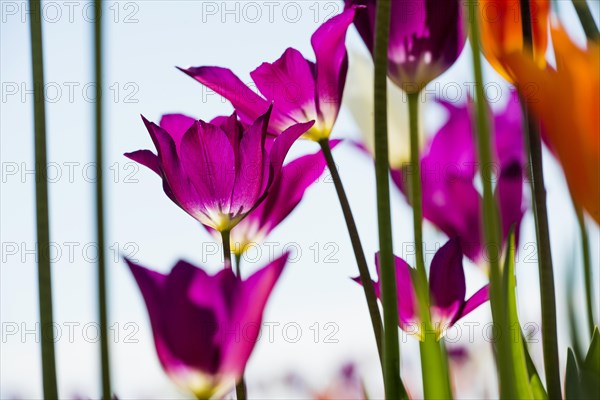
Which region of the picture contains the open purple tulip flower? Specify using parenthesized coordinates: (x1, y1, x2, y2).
(391, 91, 527, 263)
(356, 238, 489, 340)
(346, 0, 467, 92)
(125, 108, 313, 232)
(204, 141, 337, 255)
(180, 8, 357, 142)
(125, 253, 289, 399)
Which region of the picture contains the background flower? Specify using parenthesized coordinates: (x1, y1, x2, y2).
(125, 254, 289, 398)
(347, 0, 467, 92)
(391, 92, 527, 263)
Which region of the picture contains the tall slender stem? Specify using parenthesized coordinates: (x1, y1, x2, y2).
(520, 2, 562, 398)
(221, 230, 245, 399)
(407, 92, 453, 399)
(575, 206, 595, 336)
(318, 139, 384, 366)
(235, 376, 247, 400)
(93, 1, 112, 398)
(467, 2, 512, 397)
(571, 0, 600, 42)
(29, 1, 58, 398)
(373, 0, 405, 398)
(235, 252, 242, 278)
(221, 230, 232, 267)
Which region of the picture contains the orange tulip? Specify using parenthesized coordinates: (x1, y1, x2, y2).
(501, 26, 600, 223)
(478, 0, 550, 82)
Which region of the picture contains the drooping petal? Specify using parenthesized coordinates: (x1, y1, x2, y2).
(267, 120, 315, 187)
(455, 285, 490, 323)
(311, 6, 356, 134)
(428, 238, 466, 327)
(219, 253, 289, 378)
(250, 48, 317, 123)
(124, 149, 160, 175)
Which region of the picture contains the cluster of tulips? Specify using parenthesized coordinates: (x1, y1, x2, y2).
(24, 0, 599, 399)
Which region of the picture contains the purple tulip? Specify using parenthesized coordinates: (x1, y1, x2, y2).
(204, 142, 337, 255)
(346, 0, 467, 92)
(180, 8, 358, 141)
(391, 92, 526, 263)
(357, 238, 489, 340)
(125, 108, 313, 232)
(125, 253, 289, 398)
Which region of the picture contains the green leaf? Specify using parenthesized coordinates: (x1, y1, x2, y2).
(580, 327, 600, 399)
(584, 327, 600, 373)
(565, 348, 581, 400)
(503, 230, 534, 399)
(523, 336, 548, 399)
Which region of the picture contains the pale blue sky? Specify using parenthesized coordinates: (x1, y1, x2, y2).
(1, 1, 598, 399)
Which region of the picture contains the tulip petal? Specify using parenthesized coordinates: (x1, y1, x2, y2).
(141, 116, 199, 213)
(230, 109, 268, 214)
(267, 120, 315, 185)
(160, 114, 197, 148)
(455, 285, 490, 323)
(220, 253, 289, 377)
(428, 183, 483, 261)
(163, 261, 222, 375)
(179, 121, 235, 218)
(124, 149, 160, 175)
(250, 48, 317, 122)
(429, 238, 465, 325)
(252, 141, 335, 235)
(180, 66, 268, 124)
(180, 66, 295, 135)
(374, 253, 418, 330)
(311, 6, 356, 130)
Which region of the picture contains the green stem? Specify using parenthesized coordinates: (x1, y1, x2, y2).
(373, 1, 406, 398)
(408, 92, 453, 399)
(520, 2, 562, 398)
(235, 376, 247, 400)
(468, 2, 512, 397)
(94, 1, 112, 398)
(575, 206, 595, 336)
(571, 0, 600, 42)
(221, 230, 245, 399)
(29, 1, 59, 398)
(221, 230, 232, 268)
(235, 252, 242, 278)
(318, 139, 384, 367)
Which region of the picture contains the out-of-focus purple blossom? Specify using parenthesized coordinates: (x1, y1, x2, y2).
(125, 254, 289, 398)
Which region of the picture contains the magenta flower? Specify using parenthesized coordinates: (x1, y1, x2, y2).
(346, 0, 467, 92)
(205, 142, 337, 255)
(391, 92, 526, 263)
(357, 238, 489, 340)
(125, 253, 289, 398)
(180, 8, 358, 142)
(125, 108, 313, 232)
